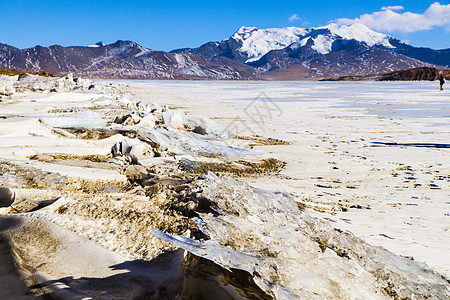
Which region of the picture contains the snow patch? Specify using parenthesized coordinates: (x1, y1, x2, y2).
(174, 53, 187, 67)
(323, 23, 393, 48)
(311, 35, 334, 55)
(134, 45, 152, 58)
(88, 42, 106, 48)
(232, 26, 308, 62)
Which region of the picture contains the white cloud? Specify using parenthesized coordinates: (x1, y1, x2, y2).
(381, 6, 404, 11)
(289, 14, 301, 22)
(289, 14, 309, 26)
(335, 2, 450, 33)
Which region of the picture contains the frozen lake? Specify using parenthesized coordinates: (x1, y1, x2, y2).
(1, 77, 449, 298)
(126, 80, 450, 277)
(127, 80, 450, 118)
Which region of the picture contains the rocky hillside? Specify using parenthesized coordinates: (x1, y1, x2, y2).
(336, 67, 449, 81)
(0, 41, 253, 80)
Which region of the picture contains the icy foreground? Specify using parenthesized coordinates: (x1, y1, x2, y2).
(155, 174, 449, 299)
(0, 75, 449, 299)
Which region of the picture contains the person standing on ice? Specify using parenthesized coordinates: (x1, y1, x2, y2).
(439, 75, 445, 91)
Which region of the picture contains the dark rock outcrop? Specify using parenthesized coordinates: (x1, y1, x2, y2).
(336, 67, 449, 81)
(378, 67, 440, 81)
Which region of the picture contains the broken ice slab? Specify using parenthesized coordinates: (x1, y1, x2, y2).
(138, 126, 260, 158)
(151, 228, 287, 297)
(91, 96, 113, 106)
(151, 230, 297, 299)
(152, 228, 261, 270)
(162, 109, 189, 130)
(197, 116, 234, 139)
(40, 111, 108, 129)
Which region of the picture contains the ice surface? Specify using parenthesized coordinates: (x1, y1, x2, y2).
(120, 81, 450, 281)
(3, 78, 449, 299)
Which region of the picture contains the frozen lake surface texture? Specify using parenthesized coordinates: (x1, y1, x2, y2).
(1, 77, 449, 298)
(128, 80, 449, 277)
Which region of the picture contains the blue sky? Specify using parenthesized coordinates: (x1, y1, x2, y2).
(1, 0, 449, 50)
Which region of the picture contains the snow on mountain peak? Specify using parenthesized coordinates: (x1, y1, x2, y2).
(231, 24, 394, 62)
(322, 23, 393, 48)
(233, 26, 259, 40)
(134, 44, 151, 57)
(232, 26, 309, 62)
(88, 41, 106, 48)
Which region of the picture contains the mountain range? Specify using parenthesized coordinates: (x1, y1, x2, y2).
(1, 23, 449, 80)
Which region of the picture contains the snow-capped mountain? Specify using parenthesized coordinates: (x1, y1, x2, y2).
(0, 24, 449, 80)
(231, 23, 394, 62)
(174, 23, 449, 79)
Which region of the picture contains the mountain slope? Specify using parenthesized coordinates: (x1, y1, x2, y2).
(0, 41, 253, 79)
(388, 39, 450, 68)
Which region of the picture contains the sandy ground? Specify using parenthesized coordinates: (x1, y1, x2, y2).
(126, 80, 450, 277)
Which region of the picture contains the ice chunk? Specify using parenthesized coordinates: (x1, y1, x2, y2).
(198, 116, 234, 139)
(138, 115, 156, 128)
(40, 111, 108, 129)
(162, 109, 187, 130)
(116, 95, 135, 108)
(138, 127, 259, 158)
(136, 100, 162, 114)
(13, 74, 77, 93)
(0, 79, 15, 96)
(111, 138, 147, 164)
